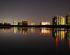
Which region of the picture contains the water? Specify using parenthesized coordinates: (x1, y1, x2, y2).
(0, 27, 70, 54)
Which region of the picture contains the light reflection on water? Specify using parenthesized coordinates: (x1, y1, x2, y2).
(0, 27, 70, 54)
(40, 27, 50, 35)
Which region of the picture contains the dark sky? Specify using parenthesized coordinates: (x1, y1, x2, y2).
(0, 0, 70, 25)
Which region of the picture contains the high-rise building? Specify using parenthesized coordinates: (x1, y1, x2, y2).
(52, 16, 65, 25)
(66, 14, 70, 25)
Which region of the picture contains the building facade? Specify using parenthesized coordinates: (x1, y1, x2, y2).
(18, 20, 28, 26)
(66, 14, 70, 25)
(52, 16, 65, 25)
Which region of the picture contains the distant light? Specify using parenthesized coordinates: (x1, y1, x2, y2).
(13, 27, 17, 34)
(31, 28, 35, 32)
(40, 28, 50, 34)
(54, 30, 65, 40)
(13, 21, 18, 25)
(31, 22, 35, 25)
(40, 21, 50, 25)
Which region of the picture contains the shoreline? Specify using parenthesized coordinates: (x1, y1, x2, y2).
(0, 25, 70, 28)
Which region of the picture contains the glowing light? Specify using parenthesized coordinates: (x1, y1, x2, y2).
(31, 22, 35, 25)
(1, 28, 10, 32)
(69, 40, 70, 48)
(19, 28, 23, 32)
(54, 30, 65, 40)
(40, 28, 50, 35)
(18, 22, 23, 26)
(23, 28, 28, 35)
(13, 27, 17, 34)
(23, 30, 27, 35)
(56, 38, 58, 48)
(40, 21, 50, 25)
(2, 28, 7, 32)
(13, 21, 18, 25)
(53, 16, 65, 25)
(31, 28, 35, 33)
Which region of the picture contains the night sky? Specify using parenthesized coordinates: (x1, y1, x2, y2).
(0, 0, 70, 25)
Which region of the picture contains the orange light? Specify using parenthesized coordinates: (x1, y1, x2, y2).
(56, 38, 58, 48)
(69, 40, 70, 48)
(31, 28, 35, 33)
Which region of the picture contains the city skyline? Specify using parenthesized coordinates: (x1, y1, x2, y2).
(0, 0, 70, 25)
(0, 0, 70, 54)
(0, 15, 69, 25)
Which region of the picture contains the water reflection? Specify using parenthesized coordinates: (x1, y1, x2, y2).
(52, 28, 66, 48)
(52, 28, 65, 40)
(40, 27, 50, 35)
(66, 31, 70, 48)
(13, 27, 17, 34)
(56, 38, 58, 48)
(31, 28, 35, 33)
(52, 28, 70, 48)
(18, 27, 28, 35)
(0, 27, 11, 32)
(0, 27, 70, 49)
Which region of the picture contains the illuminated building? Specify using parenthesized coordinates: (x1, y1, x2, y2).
(13, 21, 18, 25)
(52, 16, 65, 25)
(18, 21, 23, 26)
(18, 20, 28, 26)
(40, 21, 50, 25)
(23, 20, 28, 26)
(66, 14, 70, 25)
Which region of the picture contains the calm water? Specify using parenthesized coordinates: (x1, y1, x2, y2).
(0, 27, 70, 54)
